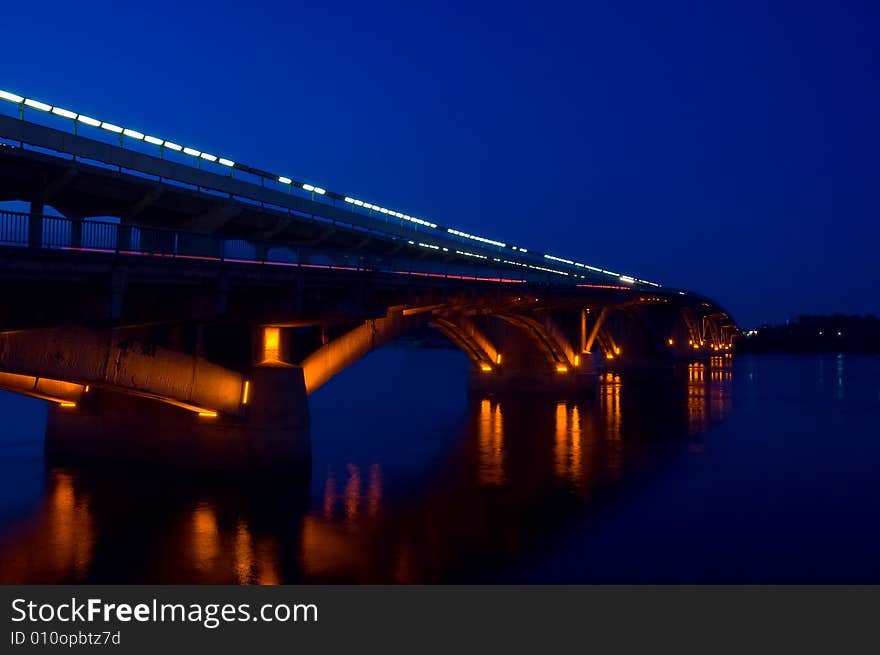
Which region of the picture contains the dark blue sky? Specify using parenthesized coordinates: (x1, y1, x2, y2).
(2, 0, 877, 326)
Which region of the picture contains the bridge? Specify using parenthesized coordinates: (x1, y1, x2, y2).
(0, 88, 738, 471)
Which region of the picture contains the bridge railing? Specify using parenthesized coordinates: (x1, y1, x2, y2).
(0, 103, 519, 263)
(0, 96, 658, 288)
(0, 209, 545, 284)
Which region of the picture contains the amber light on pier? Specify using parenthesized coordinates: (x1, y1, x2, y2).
(262, 327, 281, 364)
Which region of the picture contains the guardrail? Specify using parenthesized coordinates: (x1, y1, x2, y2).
(0, 89, 659, 288)
(0, 209, 553, 284)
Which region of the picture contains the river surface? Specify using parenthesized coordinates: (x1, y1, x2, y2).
(1, 350, 878, 583)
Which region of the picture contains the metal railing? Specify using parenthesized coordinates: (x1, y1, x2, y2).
(0, 209, 571, 284)
(0, 91, 659, 288)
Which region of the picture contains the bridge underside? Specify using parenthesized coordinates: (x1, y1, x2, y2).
(0, 279, 736, 470)
(0, 124, 738, 470)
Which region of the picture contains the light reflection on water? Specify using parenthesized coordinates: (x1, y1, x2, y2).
(0, 471, 94, 583)
(0, 349, 779, 584)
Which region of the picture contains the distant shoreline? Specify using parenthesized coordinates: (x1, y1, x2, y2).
(737, 314, 880, 355)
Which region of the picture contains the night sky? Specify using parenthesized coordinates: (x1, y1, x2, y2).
(1, 0, 877, 327)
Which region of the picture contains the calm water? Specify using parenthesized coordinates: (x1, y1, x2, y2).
(1, 350, 878, 584)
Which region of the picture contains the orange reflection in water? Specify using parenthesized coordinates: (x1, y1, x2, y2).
(0, 471, 95, 583)
(687, 363, 707, 434)
(190, 503, 220, 570)
(554, 403, 583, 488)
(187, 506, 281, 585)
(323, 471, 336, 520)
(300, 515, 370, 581)
(230, 520, 280, 585)
(601, 372, 622, 440)
(368, 464, 382, 519)
(600, 372, 623, 478)
(478, 398, 505, 486)
(234, 520, 253, 583)
(344, 464, 362, 524)
(321, 463, 383, 524)
(708, 358, 733, 421)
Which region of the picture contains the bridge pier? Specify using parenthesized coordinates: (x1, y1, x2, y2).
(467, 366, 596, 395)
(45, 367, 311, 472)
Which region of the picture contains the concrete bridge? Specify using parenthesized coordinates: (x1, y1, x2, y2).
(0, 88, 738, 470)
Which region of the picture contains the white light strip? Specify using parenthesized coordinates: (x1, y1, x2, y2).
(278, 176, 292, 184)
(502, 259, 568, 276)
(0, 90, 24, 103)
(163, 141, 182, 152)
(77, 115, 101, 127)
(456, 250, 488, 259)
(24, 98, 51, 112)
(101, 122, 123, 134)
(144, 135, 163, 145)
(447, 228, 505, 248)
(123, 128, 144, 140)
(182, 147, 201, 157)
(51, 107, 77, 119)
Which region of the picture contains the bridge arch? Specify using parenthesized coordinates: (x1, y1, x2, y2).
(492, 313, 576, 371)
(290, 305, 591, 395)
(296, 307, 507, 394)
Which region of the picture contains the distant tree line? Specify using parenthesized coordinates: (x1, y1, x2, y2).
(739, 315, 880, 353)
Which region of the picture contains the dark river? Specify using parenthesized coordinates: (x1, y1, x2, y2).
(1, 350, 879, 583)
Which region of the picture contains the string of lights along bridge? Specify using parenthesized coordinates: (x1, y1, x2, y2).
(0, 88, 661, 288)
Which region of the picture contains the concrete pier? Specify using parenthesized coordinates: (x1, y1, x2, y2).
(46, 367, 311, 472)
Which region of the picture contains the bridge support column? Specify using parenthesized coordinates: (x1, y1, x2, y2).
(469, 316, 596, 395)
(45, 366, 311, 472)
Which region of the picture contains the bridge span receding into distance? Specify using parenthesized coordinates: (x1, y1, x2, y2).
(0, 88, 738, 471)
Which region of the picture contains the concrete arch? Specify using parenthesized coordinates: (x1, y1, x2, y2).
(0, 325, 246, 415)
(297, 307, 507, 394)
(430, 315, 499, 370)
(583, 302, 660, 362)
(298, 308, 427, 394)
(494, 313, 574, 370)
